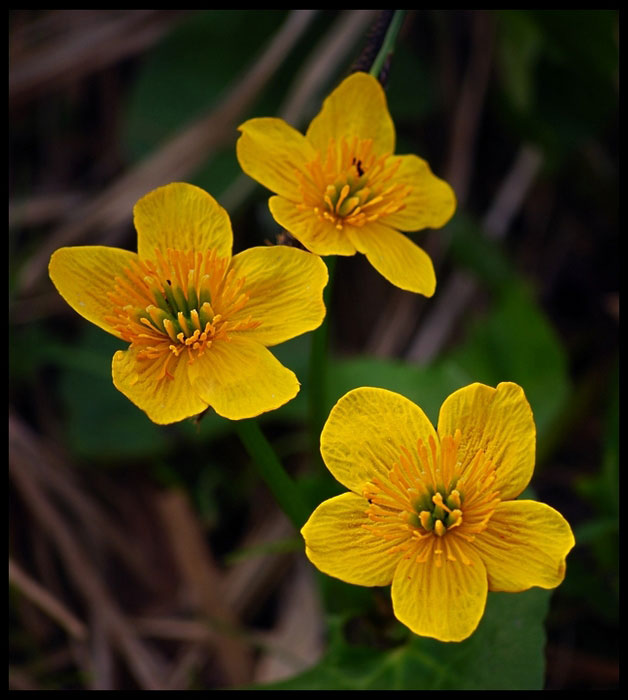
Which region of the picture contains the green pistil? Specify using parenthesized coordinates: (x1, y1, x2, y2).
(141, 279, 215, 342)
(163, 282, 180, 316)
(198, 276, 212, 306)
(414, 487, 464, 536)
(146, 305, 170, 330)
(198, 301, 214, 327)
(407, 512, 421, 528)
(325, 173, 372, 216)
(446, 489, 462, 510)
(187, 276, 199, 312)
(172, 285, 189, 316)
(413, 492, 433, 513)
(432, 504, 445, 521)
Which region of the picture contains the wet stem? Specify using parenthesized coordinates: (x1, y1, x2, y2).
(308, 256, 336, 462)
(234, 418, 309, 531)
(369, 10, 406, 80)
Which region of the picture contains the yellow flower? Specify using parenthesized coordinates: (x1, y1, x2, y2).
(49, 183, 328, 424)
(301, 383, 575, 642)
(236, 71, 456, 296)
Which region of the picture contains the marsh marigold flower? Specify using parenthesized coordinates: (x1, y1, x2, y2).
(301, 383, 575, 642)
(49, 183, 328, 424)
(236, 72, 456, 296)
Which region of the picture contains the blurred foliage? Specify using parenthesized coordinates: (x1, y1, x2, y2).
(495, 10, 617, 165)
(256, 590, 551, 689)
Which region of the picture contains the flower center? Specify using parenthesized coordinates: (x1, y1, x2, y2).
(106, 248, 260, 379)
(361, 430, 500, 567)
(297, 136, 410, 230)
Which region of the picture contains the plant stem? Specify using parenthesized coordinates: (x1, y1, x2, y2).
(234, 418, 309, 530)
(369, 10, 406, 79)
(308, 256, 336, 460)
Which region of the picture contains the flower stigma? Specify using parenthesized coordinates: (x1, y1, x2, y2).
(106, 248, 260, 380)
(297, 136, 411, 230)
(362, 430, 501, 568)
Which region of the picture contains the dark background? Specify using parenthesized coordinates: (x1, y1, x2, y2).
(9, 10, 618, 690)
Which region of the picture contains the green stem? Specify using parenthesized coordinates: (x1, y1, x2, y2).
(234, 418, 308, 530)
(308, 256, 337, 460)
(369, 10, 406, 79)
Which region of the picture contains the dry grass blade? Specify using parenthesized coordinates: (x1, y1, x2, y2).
(444, 10, 495, 205)
(406, 144, 543, 363)
(10, 450, 169, 689)
(9, 10, 183, 105)
(17, 10, 317, 295)
(9, 558, 88, 641)
(224, 510, 295, 619)
(253, 561, 323, 683)
(9, 666, 41, 691)
(9, 413, 159, 593)
(367, 11, 496, 359)
(154, 489, 253, 686)
(9, 192, 83, 229)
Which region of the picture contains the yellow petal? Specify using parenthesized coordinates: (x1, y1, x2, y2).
(268, 196, 357, 255)
(187, 336, 299, 420)
(229, 246, 328, 347)
(321, 387, 439, 494)
(134, 182, 232, 263)
(49, 245, 139, 338)
(383, 154, 456, 231)
(347, 221, 436, 296)
(391, 539, 488, 642)
(472, 500, 575, 592)
(437, 382, 536, 500)
(301, 492, 402, 587)
(236, 118, 318, 200)
(112, 346, 207, 425)
(306, 72, 395, 156)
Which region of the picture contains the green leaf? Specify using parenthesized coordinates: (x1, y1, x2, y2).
(56, 326, 169, 461)
(256, 589, 551, 689)
(497, 10, 544, 114)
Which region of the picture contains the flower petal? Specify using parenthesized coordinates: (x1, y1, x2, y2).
(437, 382, 536, 500)
(301, 492, 402, 587)
(383, 154, 456, 231)
(268, 196, 357, 255)
(187, 336, 299, 420)
(347, 221, 436, 296)
(472, 500, 575, 592)
(306, 72, 395, 156)
(49, 245, 139, 338)
(321, 387, 439, 494)
(112, 346, 207, 425)
(134, 182, 232, 263)
(236, 118, 318, 200)
(391, 539, 488, 642)
(229, 246, 328, 346)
